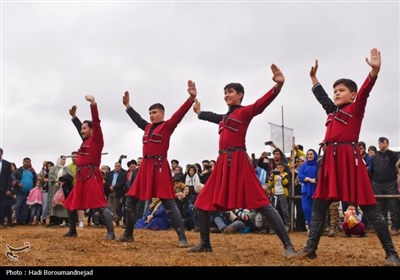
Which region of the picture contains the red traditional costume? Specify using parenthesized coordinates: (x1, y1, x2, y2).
(195, 86, 281, 211)
(313, 75, 377, 205)
(126, 98, 193, 200)
(64, 104, 107, 210)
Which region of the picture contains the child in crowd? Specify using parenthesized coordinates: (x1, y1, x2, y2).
(268, 163, 290, 231)
(26, 178, 43, 225)
(342, 204, 366, 237)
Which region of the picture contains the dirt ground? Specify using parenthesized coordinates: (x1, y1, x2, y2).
(0, 225, 398, 267)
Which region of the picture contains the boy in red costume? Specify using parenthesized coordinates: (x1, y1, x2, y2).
(64, 95, 115, 240)
(294, 49, 400, 266)
(118, 81, 197, 247)
(188, 64, 296, 256)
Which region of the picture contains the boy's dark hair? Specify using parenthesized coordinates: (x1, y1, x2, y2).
(224, 83, 245, 102)
(171, 159, 179, 165)
(83, 120, 93, 128)
(378, 137, 389, 144)
(333, 78, 358, 93)
(368, 145, 377, 153)
(224, 83, 244, 94)
(149, 103, 165, 112)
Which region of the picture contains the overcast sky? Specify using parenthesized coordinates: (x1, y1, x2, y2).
(1, 0, 399, 169)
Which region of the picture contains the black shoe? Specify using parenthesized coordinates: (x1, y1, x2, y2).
(293, 248, 317, 259)
(188, 244, 213, 253)
(105, 232, 116, 240)
(360, 232, 367, 238)
(345, 233, 352, 238)
(387, 254, 400, 266)
(283, 246, 297, 257)
(118, 235, 134, 242)
(178, 236, 188, 248)
(7, 223, 14, 227)
(63, 231, 77, 237)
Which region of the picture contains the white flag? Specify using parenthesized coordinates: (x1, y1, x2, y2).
(269, 122, 294, 154)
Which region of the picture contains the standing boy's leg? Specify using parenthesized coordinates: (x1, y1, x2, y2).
(361, 205, 400, 266)
(118, 196, 139, 242)
(257, 204, 296, 257)
(295, 199, 331, 259)
(63, 210, 78, 237)
(161, 199, 187, 247)
(98, 207, 116, 240)
(188, 208, 212, 252)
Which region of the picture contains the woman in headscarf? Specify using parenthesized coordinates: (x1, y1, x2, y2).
(298, 149, 318, 227)
(47, 155, 70, 227)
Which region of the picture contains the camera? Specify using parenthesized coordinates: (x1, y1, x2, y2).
(265, 141, 273, 146)
(120, 155, 127, 159)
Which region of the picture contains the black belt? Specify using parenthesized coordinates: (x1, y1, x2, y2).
(320, 142, 358, 166)
(77, 164, 98, 181)
(219, 147, 246, 167)
(144, 155, 164, 173)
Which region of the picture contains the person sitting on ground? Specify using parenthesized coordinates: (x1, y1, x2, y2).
(342, 203, 366, 238)
(135, 198, 171, 230)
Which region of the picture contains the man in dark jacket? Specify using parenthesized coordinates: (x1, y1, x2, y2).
(0, 148, 12, 228)
(371, 137, 400, 235)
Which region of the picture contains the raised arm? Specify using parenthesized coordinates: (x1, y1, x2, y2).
(123, 91, 148, 131)
(366, 48, 381, 79)
(86, 95, 103, 147)
(192, 98, 201, 115)
(193, 98, 223, 124)
(310, 60, 336, 114)
(352, 49, 381, 116)
(271, 63, 285, 91)
(244, 64, 285, 117)
(85, 95, 96, 105)
(85, 95, 99, 126)
(166, 80, 199, 130)
(69, 105, 83, 140)
(187, 80, 197, 102)
(309, 59, 320, 86)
